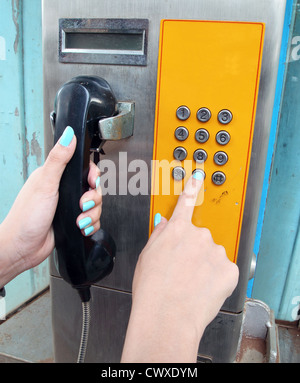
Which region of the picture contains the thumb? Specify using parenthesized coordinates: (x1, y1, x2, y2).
(43, 126, 77, 188)
(147, 213, 168, 246)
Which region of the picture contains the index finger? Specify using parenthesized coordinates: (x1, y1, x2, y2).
(170, 170, 204, 222)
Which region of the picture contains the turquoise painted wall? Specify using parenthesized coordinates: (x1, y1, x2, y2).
(0, 0, 299, 322)
(0, 0, 48, 316)
(252, 0, 300, 322)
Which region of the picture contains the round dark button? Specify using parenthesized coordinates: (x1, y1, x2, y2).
(192, 169, 206, 179)
(193, 149, 208, 163)
(175, 126, 189, 141)
(212, 171, 226, 185)
(195, 128, 209, 143)
(197, 107, 211, 122)
(172, 166, 186, 181)
(176, 106, 190, 121)
(214, 151, 228, 166)
(216, 130, 231, 145)
(173, 147, 188, 161)
(218, 109, 233, 124)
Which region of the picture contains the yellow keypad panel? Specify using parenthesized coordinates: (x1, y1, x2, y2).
(149, 20, 265, 263)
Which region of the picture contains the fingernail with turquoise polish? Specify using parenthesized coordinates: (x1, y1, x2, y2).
(79, 217, 92, 229)
(84, 226, 94, 236)
(60, 126, 74, 147)
(82, 200, 95, 212)
(154, 213, 161, 228)
(95, 176, 100, 189)
(193, 170, 204, 181)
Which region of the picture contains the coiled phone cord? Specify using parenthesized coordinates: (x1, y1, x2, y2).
(77, 300, 91, 363)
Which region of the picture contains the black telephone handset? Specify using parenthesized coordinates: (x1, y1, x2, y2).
(52, 76, 117, 302)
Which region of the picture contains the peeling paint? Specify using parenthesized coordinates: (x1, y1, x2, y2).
(14, 107, 19, 116)
(11, 0, 20, 54)
(25, 138, 29, 157)
(31, 132, 42, 166)
(22, 126, 29, 182)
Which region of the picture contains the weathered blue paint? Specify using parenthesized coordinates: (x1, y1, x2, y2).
(247, 0, 295, 297)
(252, 0, 300, 321)
(0, 0, 47, 316)
(0, 0, 26, 220)
(23, 0, 44, 175)
(0, 0, 299, 322)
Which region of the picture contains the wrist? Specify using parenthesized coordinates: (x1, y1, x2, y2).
(0, 222, 25, 287)
(121, 299, 203, 363)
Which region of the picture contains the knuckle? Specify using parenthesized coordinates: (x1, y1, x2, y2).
(216, 244, 227, 258)
(224, 260, 239, 283)
(48, 148, 62, 164)
(231, 262, 239, 279)
(200, 227, 213, 241)
(93, 220, 100, 231)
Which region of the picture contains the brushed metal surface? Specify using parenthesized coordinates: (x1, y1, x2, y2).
(198, 310, 244, 363)
(43, 0, 287, 362)
(50, 277, 131, 362)
(51, 275, 243, 363)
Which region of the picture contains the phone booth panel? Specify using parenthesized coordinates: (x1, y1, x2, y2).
(43, 0, 286, 363)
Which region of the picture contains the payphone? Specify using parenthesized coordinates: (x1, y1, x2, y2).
(43, 0, 287, 362)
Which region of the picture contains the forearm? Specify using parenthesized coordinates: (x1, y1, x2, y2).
(0, 222, 25, 288)
(121, 302, 203, 363)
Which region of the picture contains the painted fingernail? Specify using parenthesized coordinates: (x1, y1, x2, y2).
(84, 226, 94, 236)
(192, 170, 204, 181)
(95, 176, 100, 189)
(154, 213, 161, 228)
(82, 200, 95, 212)
(78, 217, 92, 229)
(59, 126, 74, 147)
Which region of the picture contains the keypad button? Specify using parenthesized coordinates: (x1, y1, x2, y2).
(216, 130, 231, 145)
(192, 169, 206, 179)
(193, 149, 208, 163)
(176, 106, 190, 121)
(172, 166, 186, 181)
(175, 126, 189, 141)
(214, 151, 228, 166)
(212, 171, 226, 185)
(218, 109, 233, 124)
(197, 107, 211, 122)
(173, 146, 188, 161)
(195, 128, 209, 143)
